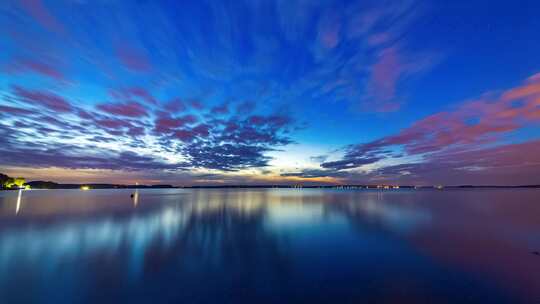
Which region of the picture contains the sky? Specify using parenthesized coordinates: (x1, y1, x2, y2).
(1, 0, 539, 186)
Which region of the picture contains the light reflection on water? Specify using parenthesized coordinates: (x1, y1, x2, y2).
(0, 188, 539, 303)
(15, 189, 22, 215)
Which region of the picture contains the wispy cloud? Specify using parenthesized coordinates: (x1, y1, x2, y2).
(1, 1, 537, 185)
(97, 102, 148, 118)
(11, 86, 73, 113)
(18, 0, 66, 35)
(291, 72, 540, 184)
(5, 58, 65, 80)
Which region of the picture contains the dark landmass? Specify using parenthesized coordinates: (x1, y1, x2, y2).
(21, 181, 540, 190)
(0, 173, 26, 190)
(26, 181, 176, 190)
(2, 172, 539, 190)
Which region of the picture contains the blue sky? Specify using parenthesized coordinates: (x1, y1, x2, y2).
(1, 0, 540, 185)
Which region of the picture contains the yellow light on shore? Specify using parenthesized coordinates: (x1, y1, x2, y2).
(81, 186, 90, 191)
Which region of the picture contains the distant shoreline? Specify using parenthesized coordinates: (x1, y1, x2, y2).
(184, 185, 540, 189)
(5, 182, 539, 190)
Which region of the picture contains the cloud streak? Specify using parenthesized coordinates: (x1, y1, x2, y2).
(293, 72, 540, 184)
(1, 1, 539, 185)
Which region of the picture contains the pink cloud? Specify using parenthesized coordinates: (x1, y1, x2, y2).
(116, 45, 151, 72)
(19, 0, 65, 35)
(364, 47, 403, 111)
(386, 88, 535, 155)
(327, 72, 540, 175)
(166, 98, 186, 112)
(210, 103, 229, 115)
(431, 139, 540, 170)
(109, 87, 158, 105)
(341, 2, 435, 113)
(192, 124, 210, 137)
(190, 100, 204, 110)
(358, 139, 540, 186)
(0, 105, 34, 116)
(362, 46, 439, 112)
(501, 73, 540, 100)
(318, 15, 341, 49)
(97, 102, 147, 118)
(128, 87, 157, 105)
(77, 109, 95, 120)
(126, 126, 145, 137)
(94, 118, 132, 130)
(12, 85, 73, 112)
(154, 114, 197, 134)
(6, 59, 64, 80)
(173, 129, 196, 141)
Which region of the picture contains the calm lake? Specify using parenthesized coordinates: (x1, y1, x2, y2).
(0, 188, 539, 303)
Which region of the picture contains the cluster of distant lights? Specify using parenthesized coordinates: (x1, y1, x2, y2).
(291, 185, 445, 190)
(23, 185, 446, 190)
(8, 185, 91, 191)
(79, 182, 139, 191)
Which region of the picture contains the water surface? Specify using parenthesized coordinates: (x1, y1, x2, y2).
(0, 188, 539, 303)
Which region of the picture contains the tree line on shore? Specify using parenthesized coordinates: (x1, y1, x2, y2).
(0, 173, 26, 190)
(0, 173, 175, 190)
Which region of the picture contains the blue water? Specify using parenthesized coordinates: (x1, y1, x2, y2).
(0, 188, 539, 303)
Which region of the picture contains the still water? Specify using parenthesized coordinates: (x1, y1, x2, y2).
(0, 188, 539, 303)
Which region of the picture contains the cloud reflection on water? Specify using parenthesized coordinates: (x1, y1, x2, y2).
(0, 189, 538, 303)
